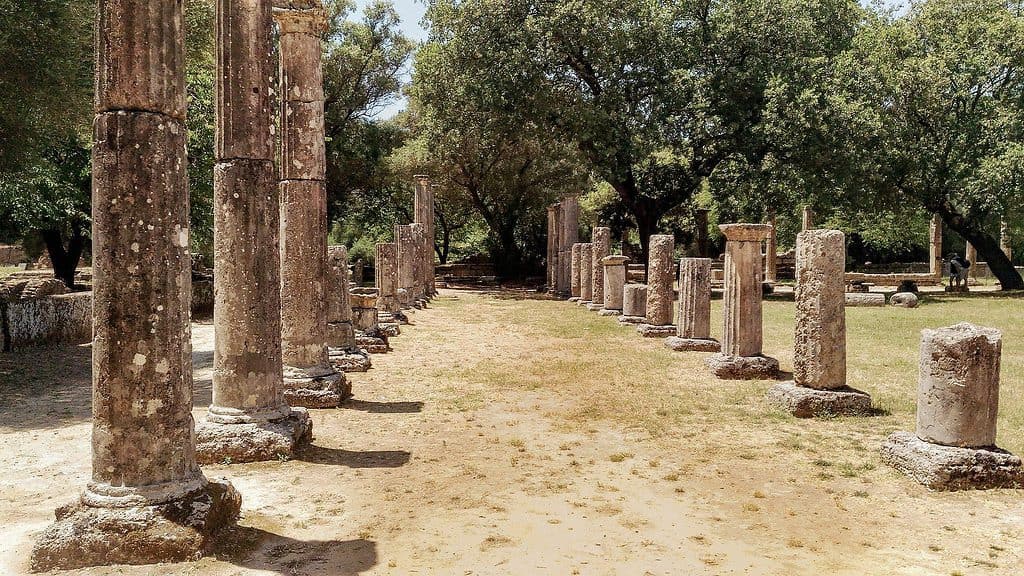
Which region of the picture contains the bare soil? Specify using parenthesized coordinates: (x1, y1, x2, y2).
(1, 288, 1022, 575)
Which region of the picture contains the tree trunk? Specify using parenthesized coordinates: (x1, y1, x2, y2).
(41, 225, 85, 289)
(936, 204, 1023, 290)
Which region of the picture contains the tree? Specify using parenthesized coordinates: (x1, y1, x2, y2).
(787, 0, 1024, 289)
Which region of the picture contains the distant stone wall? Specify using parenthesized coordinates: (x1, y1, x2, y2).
(436, 263, 496, 278)
(0, 245, 26, 266)
(1, 292, 92, 351)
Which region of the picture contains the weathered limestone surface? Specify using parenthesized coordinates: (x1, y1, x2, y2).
(619, 284, 647, 324)
(890, 292, 919, 308)
(557, 196, 579, 296)
(600, 255, 629, 313)
(764, 214, 778, 283)
(644, 235, 675, 328)
(591, 227, 611, 306)
(326, 245, 371, 373)
(414, 176, 436, 297)
(768, 230, 871, 415)
(395, 225, 416, 308)
(880, 431, 1022, 491)
(352, 292, 389, 354)
(31, 3, 240, 569)
(1, 292, 92, 350)
(1000, 219, 1013, 260)
(802, 206, 815, 231)
(570, 243, 583, 300)
(929, 214, 943, 277)
(375, 243, 399, 314)
(579, 244, 594, 303)
(845, 293, 886, 307)
(917, 323, 1001, 448)
(547, 206, 559, 292)
(707, 224, 778, 380)
(665, 258, 720, 352)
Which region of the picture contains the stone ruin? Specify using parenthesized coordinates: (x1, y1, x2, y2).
(352, 290, 390, 354)
(569, 243, 583, 301)
(637, 235, 678, 338)
(619, 284, 648, 325)
(767, 230, 873, 417)
(881, 323, 1022, 490)
(706, 224, 779, 380)
(577, 243, 594, 305)
(588, 227, 611, 311)
(326, 245, 372, 373)
(599, 255, 629, 316)
(665, 258, 720, 352)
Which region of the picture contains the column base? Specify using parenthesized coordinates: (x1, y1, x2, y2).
(576, 300, 592, 307)
(665, 336, 721, 352)
(598, 308, 622, 317)
(329, 347, 373, 373)
(706, 353, 780, 380)
(284, 370, 349, 409)
(637, 324, 677, 338)
(880, 431, 1023, 491)
(378, 322, 401, 338)
(618, 315, 646, 325)
(766, 381, 872, 418)
(586, 302, 605, 311)
(30, 478, 241, 572)
(356, 331, 390, 354)
(568, 297, 580, 302)
(196, 408, 313, 464)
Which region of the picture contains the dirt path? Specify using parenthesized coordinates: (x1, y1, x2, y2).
(2, 289, 1022, 575)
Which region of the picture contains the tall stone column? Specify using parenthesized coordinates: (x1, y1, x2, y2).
(1000, 219, 1013, 261)
(395, 224, 416, 308)
(569, 243, 583, 301)
(588, 227, 611, 310)
(31, 1, 240, 570)
(599, 255, 629, 316)
(197, 0, 312, 462)
(802, 206, 815, 231)
(619, 284, 648, 324)
(326, 246, 371, 373)
(929, 214, 943, 277)
(666, 258, 720, 352)
(881, 323, 1022, 490)
(764, 213, 778, 284)
(558, 196, 580, 296)
(638, 235, 677, 337)
(966, 243, 978, 280)
(414, 176, 436, 298)
(578, 244, 594, 303)
(375, 242, 401, 318)
(694, 209, 710, 258)
(275, 4, 344, 408)
(547, 205, 560, 293)
(706, 224, 779, 379)
(411, 222, 427, 304)
(768, 230, 871, 416)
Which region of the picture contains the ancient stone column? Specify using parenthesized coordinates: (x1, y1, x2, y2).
(695, 209, 710, 258)
(352, 291, 389, 354)
(326, 245, 371, 373)
(767, 230, 871, 416)
(579, 244, 594, 303)
(599, 255, 629, 316)
(589, 227, 611, 310)
(966, 243, 978, 280)
(930, 214, 943, 277)
(197, 0, 312, 461)
(665, 258, 720, 352)
(410, 222, 427, 304)
(881, 323, 1022, 490)
(764, 213, 778, 284)
(275, 4, 344, 408)
(638, 235, 676, 337)
(414, 176, 436, 297)
(802, 206, 815, 231)
(31, 1, 240, 570)
(395, 224, 416, 308)
(619, 284, 648, 324)
(376, 242, 399, 315)
(547, 205, 560, 293)
(706, 224, 779, 379)
(558, 196, 580, 296)
(1000, 219, 1013, 261)
(569, 243, 583, 301)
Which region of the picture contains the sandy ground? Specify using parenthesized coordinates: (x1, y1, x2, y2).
(1, 288, 1023, 575)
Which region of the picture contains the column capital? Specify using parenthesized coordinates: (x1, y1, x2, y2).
(273, 5, 328, 35)
(720, 223, 772, 243)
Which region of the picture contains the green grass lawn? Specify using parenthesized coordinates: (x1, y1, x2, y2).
(0, 266, 17, 279)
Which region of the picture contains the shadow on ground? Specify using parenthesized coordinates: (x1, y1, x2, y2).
(298, 445, 411, 468)
(342, 399, 424, 413)
(214, 525, 377, 576)
(0, 343, 92, 429)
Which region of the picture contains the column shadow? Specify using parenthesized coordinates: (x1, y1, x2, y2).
(342, 399, 424, 413)
(298, 445, 411, 468)
(214, 525, 377, 575)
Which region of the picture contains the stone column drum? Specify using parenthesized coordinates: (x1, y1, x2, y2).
(929, 214, 943, 277)
(196, 0, 312, 463)
(410, 222, 427, 305)
(558, 196, 580, 296)
(352, 291, 389, 354)
(706, 224, 779, 379)
(767, 230, 872, 416)
(326, 245, 371, 373)
(638, 235, 677, 337)
(547, 205, 560, 293)
(881, 323, 1022, 490)
(802, 206, 815, 231)
(569, 243, 583, 301)
(619, 284, 648, 325)
(765, 214, 778, 284)
(578, 243, 594, 304)
(275, 4, 344, 408)
(395, 224, 416, 309)
(414, 176, 436, 297)
(599, 255, 629, 316)
(589, 227, 611, 310)
(375, 242, 401, 319)
(665, 258, 720, 352)
(1000, 219, 1013, 261)
(30, 1, 241, 570)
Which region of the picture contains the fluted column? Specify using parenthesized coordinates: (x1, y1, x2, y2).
(638, 234, 676, 337)
(31, 1, 240, 570)
(589, 227, 611, 309)
(666, 258, 720, 352)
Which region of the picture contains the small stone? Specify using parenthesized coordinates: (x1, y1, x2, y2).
(844, 293, 886, 307)
(889, 292, 919, 308)
(705, 353, 779, 380)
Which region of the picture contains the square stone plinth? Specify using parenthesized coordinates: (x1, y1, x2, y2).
(665, 337, 721, 353)
(637, 324, 678, 338)
(284, 372, 349, 409)
(29, 479, 241, 572)
(586, 303, 604, 311)
(329, 348, 373, 373)
(880, 431, 1023, 491)
(706, 353, 779, 380)
(618, 315, 646, 325)
(599, 309, 622, 317)
(766, 382, 873, 418)
(356, 334, 390, 354)
(196, 409, 313, 464)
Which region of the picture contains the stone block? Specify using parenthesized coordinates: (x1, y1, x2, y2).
(880, 431, 1022, 491)
(766, 381, 872, 418)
